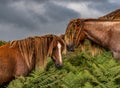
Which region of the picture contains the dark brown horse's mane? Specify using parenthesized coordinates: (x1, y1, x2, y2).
(69, 18, 120, 23)
(84, 18, 120, 21)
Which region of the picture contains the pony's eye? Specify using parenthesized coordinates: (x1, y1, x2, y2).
(73, 24, 75, 27)
(53, 47, 56, 51)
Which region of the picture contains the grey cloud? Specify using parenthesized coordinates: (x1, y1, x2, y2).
(0, 4, 38, 30)
(0, 0, 80, 30)
(88, 1, 120, 15)
(0, 0, 48, 4)
(0, 0, 20, 4)
(43, 2, 80, 22)
(25, 1, 80, 24)
(32, 0, 48, 3)
(0, 0, 10, 4)
(57, 0, 109, 3)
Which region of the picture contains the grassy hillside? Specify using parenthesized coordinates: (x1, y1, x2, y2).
(0, 40, 120, 88)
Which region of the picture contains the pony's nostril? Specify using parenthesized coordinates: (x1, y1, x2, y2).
(70, 48, 74, 52)
(56, 64, 59, 67)
(55, 63, 62, 69)
(56, 63, 60, 67)
(67, 45, 74, 52)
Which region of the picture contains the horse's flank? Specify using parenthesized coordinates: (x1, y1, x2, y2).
(82, 20, 120, 59)
(84, 21, 120, 50)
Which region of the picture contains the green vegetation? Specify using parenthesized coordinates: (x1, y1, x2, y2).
(0, 40, 6, 46)
(1, 40, 120, 88)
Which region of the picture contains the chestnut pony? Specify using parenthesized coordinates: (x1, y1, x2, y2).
(64, 18, 120, 59)
(0, 34, 66, 84)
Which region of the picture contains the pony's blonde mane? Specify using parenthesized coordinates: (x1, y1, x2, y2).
(65, 18, 85, 47)
(9, 34, 66, 70)
(10, 37, 35, 70)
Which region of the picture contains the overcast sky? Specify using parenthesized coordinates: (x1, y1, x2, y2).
(0, 0, 120, 41)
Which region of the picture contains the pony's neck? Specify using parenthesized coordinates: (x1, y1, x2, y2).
(83, 21, 112, 47)
(34, 37, 52, 70)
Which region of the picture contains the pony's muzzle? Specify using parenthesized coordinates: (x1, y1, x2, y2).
(55, 63, 63, 69)
(67, 45, 75, 52)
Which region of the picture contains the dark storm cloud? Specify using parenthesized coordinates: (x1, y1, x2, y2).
(88, 1, 120, 13)
(59, 0, 119, 13)
(0, 0, 20, 4)
(43, 2, 80, 22)
(0, 0, 113, 29)
(0, 4, 38, 30)
(0, 0, 49, 5)
(56, 0, 109, 3)
(63, 0, 117, 13)
(0, 0, 80, 30)
(32, 0, 48, 3)
(83, 0, 120, 17)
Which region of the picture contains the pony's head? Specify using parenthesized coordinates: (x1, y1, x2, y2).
(48, 35, 66, 69)
(64, 18, 85, 51)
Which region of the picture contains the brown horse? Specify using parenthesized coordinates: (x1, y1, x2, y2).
(64, 18, 120, 59)
(0, 34, 66, 84)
